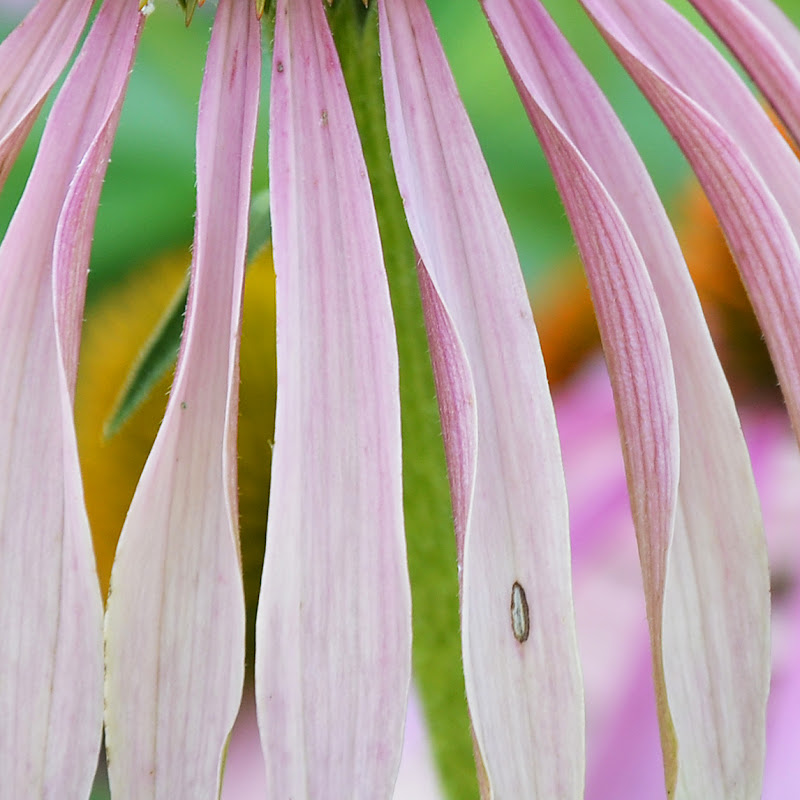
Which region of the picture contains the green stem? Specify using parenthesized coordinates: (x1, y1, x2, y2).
(328, 4, 479, 798)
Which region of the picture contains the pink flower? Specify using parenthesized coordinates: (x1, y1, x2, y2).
(1, 0, 800, 796)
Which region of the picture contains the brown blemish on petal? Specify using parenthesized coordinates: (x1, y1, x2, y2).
(510, 581, 529, 643)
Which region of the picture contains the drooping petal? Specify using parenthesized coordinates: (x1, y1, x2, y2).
(0, 0, 94, 192)
(579, 0, 800, 451)
(0, 0, 143, 795)
(481, 0, 680, 789)
(254, 0, 411, 797)
(688, 0, 800, 146)
(484, 1, 769, 796)
(103, 0, 260, 795)
(737, 0, 800, 72)
(379, 1, 583, 796)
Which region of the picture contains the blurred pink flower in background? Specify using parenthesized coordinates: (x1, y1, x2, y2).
(558, 360, 800, 799)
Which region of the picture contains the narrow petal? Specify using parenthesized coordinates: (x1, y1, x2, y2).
(379, 1, 583, 796)
(255, 0, 411, 796)
(103, 0, 260, 795)
(0, 0, 94, 191)
(689, 0, 800, 146)
(736, 0, 800, 73)
(0, 0, 143, 795)
(486, 1, 770, 796)
(481, 0, 682, 787)
(256, 0, 411, 800)
(579, 0, 800, 455)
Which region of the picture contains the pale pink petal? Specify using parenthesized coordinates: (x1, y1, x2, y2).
(255, 0, 410, 796)
(0, 0, 94, 191)
(0, 0, 143, 795)
(483, 0, 683, 787)
(103, 0, 260, 795)
(689, 0, 800, 146)
(485, 1, 770, 796)
(379, 1, 583, 796)
(737, 0, 800, 73)
(580, 0, 800, 459)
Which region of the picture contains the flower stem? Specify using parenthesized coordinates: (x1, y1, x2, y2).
(327, 3, 479, 798)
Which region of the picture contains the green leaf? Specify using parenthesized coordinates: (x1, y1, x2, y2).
(104, 271, 188, 438)
(103, 189, 270, 438)
(328, 4, 479, 798)
(246, 187, 271, 262)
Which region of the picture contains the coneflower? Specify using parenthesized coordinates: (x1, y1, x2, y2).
(1, 1, 798, 798)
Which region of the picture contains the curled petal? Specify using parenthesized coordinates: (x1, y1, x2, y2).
(579, 0, 800, 466)
(689, 0, 800, 144)
(484, 0, 681, 784)
(0, 0, 94, 191)
(379, 0, 584, 796)
(737, 0, 800, 73)
(103, 0, 260, 795)
(0, 0, 143, 794)
(484, 0, 769, 796)
(255, 0, 411, 797)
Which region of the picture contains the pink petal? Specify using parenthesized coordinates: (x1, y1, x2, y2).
(0, 0, 143, 794)
(485, 0, 681, 784)
(579, 0, 800, 470)
(255, 0, 411, 796)
(0, 0, 93, 191)
(688, 0, 800, 147)
(736, 0, 800, 73)
(379, 1, 584, 796)
(103, 0, 260, 795)
(485, 0, 769, 795)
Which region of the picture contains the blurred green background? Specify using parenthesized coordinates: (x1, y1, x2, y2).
(3, 0, 799, 303)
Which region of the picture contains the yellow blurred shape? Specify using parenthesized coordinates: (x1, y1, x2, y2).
(75, 247, 277, 658)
